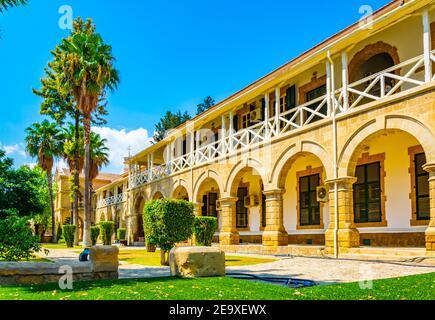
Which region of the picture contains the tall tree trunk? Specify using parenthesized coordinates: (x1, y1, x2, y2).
(73, 112, 80, 245)
(82, 113, 92, 247)
(47, 171, 56, 243)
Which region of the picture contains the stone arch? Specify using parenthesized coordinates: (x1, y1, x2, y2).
(133, 194, 146, 240)
(193, 170, 224, 202)
(152, 191, 164, 200)
(224, 158, 268, 196)
(270, 141, 333, 189)
(348, 41, 400, 83)
(339, 115, 435, 177)
(172, 179, 190, 200)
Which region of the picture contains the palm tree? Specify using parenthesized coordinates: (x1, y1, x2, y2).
(25, 120, 64, 243)
(62, 123, 85, 244)
(52, 17, 119, 246)
(89, 132, 109, 216)
(0, 0, 27, 12)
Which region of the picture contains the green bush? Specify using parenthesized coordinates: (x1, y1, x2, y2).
(99, 221, 115, 245)
(90, 226, 100, 246)
(117, 228, 126, 240)
(0, 214, 43, 261)
(144, 199, 194, 265)
(62, 225, 76, 248)
(193, 216, 218, 246)
(56, 223, 63, 243)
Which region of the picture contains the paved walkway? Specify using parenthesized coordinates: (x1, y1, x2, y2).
(226, 256, 435, 284)
(39, 248, 435, 284)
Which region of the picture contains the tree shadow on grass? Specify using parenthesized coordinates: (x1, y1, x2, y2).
(11, 276, 193, 295)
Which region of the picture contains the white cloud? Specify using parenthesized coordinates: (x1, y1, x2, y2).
(0, 142, 26, 157)
(91, 127, 152, 173)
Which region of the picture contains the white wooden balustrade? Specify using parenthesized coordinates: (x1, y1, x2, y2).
(128, 50, 434, 190)
(97, 193, 127, 208)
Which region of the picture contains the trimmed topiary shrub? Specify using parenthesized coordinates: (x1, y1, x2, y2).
(144, 199, 194, 265)
(90, 226, 100, 246)
(62, 224, 76, 248)
(99, 221, 115, 245)
(56, 223, 63, 243)
(0, 214, 44, 261)
(193, 216, 218, 246)
(117, 228, 126, 240)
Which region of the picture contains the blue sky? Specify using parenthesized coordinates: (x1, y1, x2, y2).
(0, 0, 388, 173)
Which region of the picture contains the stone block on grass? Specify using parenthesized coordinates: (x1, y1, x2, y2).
(169, 246, 225, 278)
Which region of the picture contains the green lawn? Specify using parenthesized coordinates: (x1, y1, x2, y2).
(118, 250, 276, 267)
(42, 243, 82, 250)
(0, 272, 433, 300)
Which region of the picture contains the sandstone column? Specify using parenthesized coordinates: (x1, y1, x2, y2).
(125, 195, 137, 245)
(219, 197, 239, 245)
(423, 163, 435, 251)
(193, 202, 203, 217)
(262, 189, 288, 247)
(325, 177, 360, 254)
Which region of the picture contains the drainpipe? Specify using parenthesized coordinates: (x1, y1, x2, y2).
(327, 50, 339, 259)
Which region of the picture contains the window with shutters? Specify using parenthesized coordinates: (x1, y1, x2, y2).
(202, 192, 218, 218)
(352, 153, 387, 227)
(236, 187, 249, 228)
(296, 167, 324, 229)
(414, 153, 430, 221)
(305, 84, 327, 122)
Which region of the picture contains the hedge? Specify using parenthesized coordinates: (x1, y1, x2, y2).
(90, 226, 100, 246)
(62, 225, 76, 248)
(193, 216, 218, 246)
(117, 228, 126, 240)
(99, 221, 115, 245)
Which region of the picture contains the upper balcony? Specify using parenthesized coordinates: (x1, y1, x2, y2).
(127, 0, 435, 190)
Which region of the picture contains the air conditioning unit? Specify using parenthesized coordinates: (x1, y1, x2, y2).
(250, 108, 263, 123)
(244, 195, 259, 208)
(316, 186, 329, 203)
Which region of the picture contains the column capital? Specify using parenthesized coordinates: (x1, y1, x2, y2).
(263, 189, 285, 200)
(423, 163, 435, 174)
(218, 197, 238, 206)
(324, 176, 357, 188)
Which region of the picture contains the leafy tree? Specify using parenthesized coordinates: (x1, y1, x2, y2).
(0, 151, 49, 219)
(34, 40, 110, 247)
(196, 96, 215, 115)
(153, 110, 191, 142)
(47, 17, 119, 246)
(0, 212, 43, 262)
(144, 199, 194, 265)
(25, 120, 64, 243)
(0, 0, 26, 12)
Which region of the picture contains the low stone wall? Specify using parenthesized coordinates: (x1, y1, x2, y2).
(0, 246, 119, 286)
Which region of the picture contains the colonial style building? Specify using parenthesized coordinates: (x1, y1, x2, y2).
(54, 168, 123, 239)
(94, 0, 435, 257)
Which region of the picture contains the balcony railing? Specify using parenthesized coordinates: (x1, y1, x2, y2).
(97, 193, 126, 208)
(129, 50, 434, 189)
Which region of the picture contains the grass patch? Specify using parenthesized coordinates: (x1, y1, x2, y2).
(41, 243, 82, 250)
(0, 273, 433, 300)
(118, 250, 276, 267)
